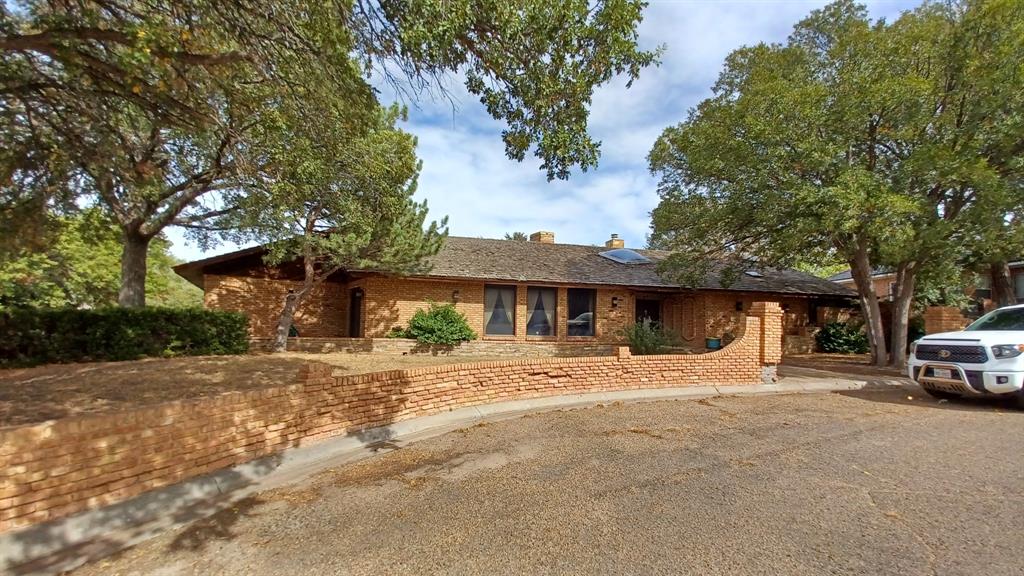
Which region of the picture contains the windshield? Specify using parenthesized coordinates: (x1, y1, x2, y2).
(965, 307, 1024, 331)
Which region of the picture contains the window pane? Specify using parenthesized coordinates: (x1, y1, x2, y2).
(567, 288, 595, 336)
(526, 287, 556, 336)
(1015, 274, 1024, 300)
(484, 285, 515, 335)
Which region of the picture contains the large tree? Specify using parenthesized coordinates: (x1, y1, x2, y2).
(648, 0, 1023, 368)
(1, 0, 659, 306)
(227, 103, 446, 352)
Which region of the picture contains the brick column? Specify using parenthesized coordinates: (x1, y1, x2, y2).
(749, 301, 783, 383)
(924, 306, 967, 334)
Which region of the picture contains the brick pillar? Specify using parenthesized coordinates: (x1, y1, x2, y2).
(750, 302, 783, 384)
(924, 306, 967, 334)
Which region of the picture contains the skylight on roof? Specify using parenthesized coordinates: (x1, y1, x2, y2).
(745, 270, 764, 278)
(599, 248, 652, 265)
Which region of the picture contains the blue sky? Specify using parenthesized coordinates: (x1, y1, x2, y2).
(167, 0, 921, 262)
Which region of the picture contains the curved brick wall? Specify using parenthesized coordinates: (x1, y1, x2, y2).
(0, 303, 782, 533)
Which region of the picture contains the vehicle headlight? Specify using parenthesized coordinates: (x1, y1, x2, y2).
(910, 340, 919, 356)
(991, 344, 1024, 359)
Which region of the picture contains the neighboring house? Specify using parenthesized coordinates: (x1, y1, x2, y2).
(175, 232, 855, 353)
(829, 263, 1024, 309)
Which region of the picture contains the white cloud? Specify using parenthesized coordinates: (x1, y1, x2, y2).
(169, 0, 921, 261)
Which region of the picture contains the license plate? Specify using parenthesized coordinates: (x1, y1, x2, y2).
(933, 368, 954, 379)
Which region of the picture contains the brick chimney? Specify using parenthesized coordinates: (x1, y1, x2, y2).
(605, 234, 625, 249)
(529, 231, 555, 244)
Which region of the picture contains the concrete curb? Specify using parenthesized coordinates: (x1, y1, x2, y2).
(0, 378, 906, 575)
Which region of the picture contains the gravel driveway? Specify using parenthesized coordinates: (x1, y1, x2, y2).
(74, 388, 1024, 576)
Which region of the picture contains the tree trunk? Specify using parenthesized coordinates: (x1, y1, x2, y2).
(272, 292, 302, 353)
(118, 232, 151, 307)
(849, 246, 888, 367)
(272, 256, 320, 353)
(990, 261, 1013, 308)
(888, 262, 917, 370)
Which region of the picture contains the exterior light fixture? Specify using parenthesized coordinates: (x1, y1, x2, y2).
(611, 296, 620, 308)
(452, 289, 460, 303)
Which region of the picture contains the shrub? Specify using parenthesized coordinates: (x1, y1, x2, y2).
(620, 319, 677, 355)
(815, 321, 870, 354)
(0, 307, 249, 367)
(405, 302, 477, 345)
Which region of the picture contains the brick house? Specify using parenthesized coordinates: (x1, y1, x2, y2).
(175, 232, 854, 353)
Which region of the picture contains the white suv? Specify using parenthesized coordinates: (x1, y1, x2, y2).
(909, 304, 1024, 408)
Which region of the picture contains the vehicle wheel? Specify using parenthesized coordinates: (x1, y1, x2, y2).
(922, 388, 959, 401)
(1013, 392, 1024, 411)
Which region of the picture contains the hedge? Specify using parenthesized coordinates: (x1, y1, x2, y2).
(0, 307, 249, 367)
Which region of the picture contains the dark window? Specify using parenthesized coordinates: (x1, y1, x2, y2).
(484, 285, 516, 336)
(567, 288, 596, 336)
(526, 287, 557, 336)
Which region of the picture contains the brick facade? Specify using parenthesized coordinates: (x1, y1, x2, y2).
(205, 275, 346, 338)
(204, 274, 821, 351)
(0, 304, 783, 533)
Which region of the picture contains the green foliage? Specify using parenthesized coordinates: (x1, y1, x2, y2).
(815, 322, 870, 354)
(648, 0, 1024, 366)
(0, 211, 201, 310)
(405, 302, 477, 346)
(0, 307, 249, 367)
(504, 232, 528, 241)
(234, 104, 447, 279)
(620, 319, 676, 355)
(2, 1, 657, 307)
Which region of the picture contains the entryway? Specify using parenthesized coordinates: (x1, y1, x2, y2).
(635, 298, 661, 324)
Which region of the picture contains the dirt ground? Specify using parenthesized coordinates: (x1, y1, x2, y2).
(783, 352, 906, 377)
(67, 389, 1024, 576)
(0, 352, 507, 428)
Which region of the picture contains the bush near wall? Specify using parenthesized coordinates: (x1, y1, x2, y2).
(815, 321, 870, 354)
(0, 307, 249, 367)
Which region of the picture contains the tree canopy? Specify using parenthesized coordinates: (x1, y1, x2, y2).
(0, 210, 200, 310)
(648, 0, 1024, 367)
(2, 0, 657, 307)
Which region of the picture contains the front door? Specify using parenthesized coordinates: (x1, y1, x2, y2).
(348, 288, 364, 337)
(635, 299, 661, 325)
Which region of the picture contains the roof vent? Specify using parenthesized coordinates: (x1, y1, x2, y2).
(745, 270, 765, 278)
(599, 248, 652, 265)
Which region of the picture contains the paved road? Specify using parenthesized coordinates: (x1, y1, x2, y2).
(74, 388, 1024, 576)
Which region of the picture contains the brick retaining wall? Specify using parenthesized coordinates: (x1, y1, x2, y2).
(923, 306, 968, 334)
(250, 336, 620, 357)
(0, 303, 782, 534)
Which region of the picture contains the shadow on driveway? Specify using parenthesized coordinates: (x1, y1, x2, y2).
(837, 386, 1023, 413)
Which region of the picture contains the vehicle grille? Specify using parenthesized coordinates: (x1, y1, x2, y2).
(915, 344, 988, 364)
(915, 366, 986, 392)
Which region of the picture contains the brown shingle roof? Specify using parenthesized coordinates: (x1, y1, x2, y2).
(176, 236, 855, 297)
(416, 237, 854, 297)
